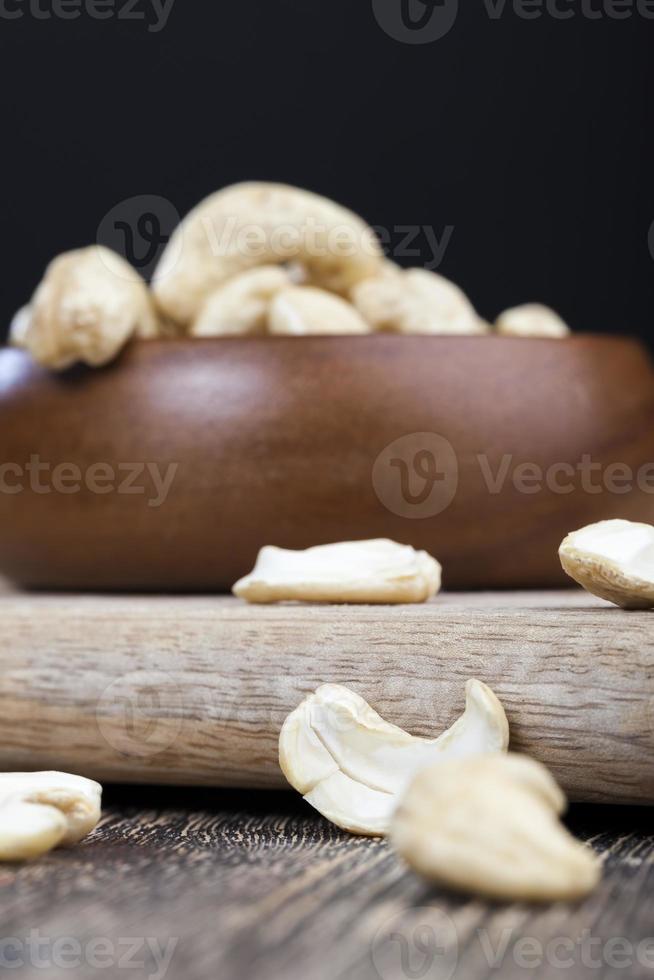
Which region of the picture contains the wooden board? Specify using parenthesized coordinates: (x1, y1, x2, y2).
(1, 785, 653, 980)
(0, 589, 653, 804)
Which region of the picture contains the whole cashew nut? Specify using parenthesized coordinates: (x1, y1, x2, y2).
(392, 754, 600, 901)
(0, 771, 102, 861)
(19, 247, 158, 370)
(152, 182, 383, 329)
(496, 303, 570, 338)
(268, 286, 371, 336)
(191, 265, 293, 337)
(279, 679, 509, 836)
(559, 519, 654, 609)
(352, 268, 487, 335)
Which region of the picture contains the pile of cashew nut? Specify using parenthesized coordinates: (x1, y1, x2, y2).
(9, 182, 571, 370)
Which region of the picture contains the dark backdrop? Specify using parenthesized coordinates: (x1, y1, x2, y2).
(1, 0, 652, 345)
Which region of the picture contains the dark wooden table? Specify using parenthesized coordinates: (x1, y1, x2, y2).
(1, 786, 653, 980)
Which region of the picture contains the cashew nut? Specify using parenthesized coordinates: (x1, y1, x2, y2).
(152, 182, 383, 328)
(268, 286, 371, 336)
(19, 247, 159, 370)
(351, 268, 487, 335)
(0, 771, 102, 861)
(392, 754, 600, 902)
(279, 680, 509, 836)
(8, 305, 32, 348)
(559, 519, 654, 609)
(191, 265, 293, 337)
(233, 539, 441, 604)
(495, 303, 570, 337)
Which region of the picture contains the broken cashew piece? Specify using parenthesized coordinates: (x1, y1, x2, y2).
(152, 182, 383, 328)
(19, 247, 158, 370)
(0, 771, 102, 861)
(191, 265, 293, 337)
(279, 679, 509, 836)
(351, 268, 487, 335)
(495, 303, 570, 338)
(233, 539, 441, 604)
(392, 753, 600, 902)
(559, 519, 654, 609)
(268, 286, 371, 336)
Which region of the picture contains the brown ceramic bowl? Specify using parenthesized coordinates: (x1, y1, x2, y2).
(1, 333, 653, 591)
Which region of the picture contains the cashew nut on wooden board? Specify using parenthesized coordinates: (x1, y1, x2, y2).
(559, 519, 654, 609)
(278, 679, 508, 836)
(233, 539, 441, 604)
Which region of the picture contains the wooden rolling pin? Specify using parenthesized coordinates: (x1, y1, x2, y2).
(1, 589, 652, 805)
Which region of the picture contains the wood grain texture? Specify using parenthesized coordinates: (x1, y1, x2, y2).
(1, 787, 653, 980)
(0, 590, 652, 804)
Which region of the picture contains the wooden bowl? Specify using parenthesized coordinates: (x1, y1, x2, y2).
(1, 334, 653, 591)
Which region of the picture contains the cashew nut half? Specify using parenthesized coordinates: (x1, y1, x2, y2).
(233, 539, 441, 604)
(191, 265, 293, 337)
(495, 303, 570, 338)
(152, 182, 383, 329)
(19, 247, 158, 370)
(268, 286, 371, 336)
(279, 679, 509, 836)
(351, 268, 487, 335)
(0, 771, 102, 861)
(392, 754, 600, 902)
(559, 519, 654, 609)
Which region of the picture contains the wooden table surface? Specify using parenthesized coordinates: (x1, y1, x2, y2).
(2, 584, 653, 978)
(1, 785, 652, 980)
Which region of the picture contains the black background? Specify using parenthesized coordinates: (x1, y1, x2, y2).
(1, 0, 652, 345)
